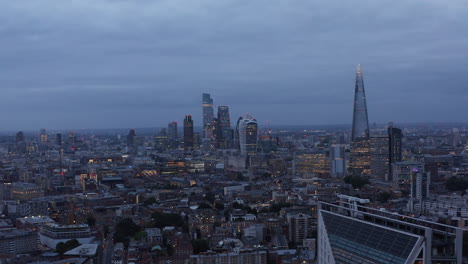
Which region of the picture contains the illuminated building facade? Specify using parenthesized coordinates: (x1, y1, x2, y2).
(183, 115, 194, 150)
(239, 118, 258, 156)
(40, 128, 47, 143)
(295, 152, 330, 178)
(202, 93, 214, 138)
(349, 64, 370, 177)
(370, 135, 389, 180)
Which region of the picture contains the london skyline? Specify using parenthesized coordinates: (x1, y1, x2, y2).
(1, 0, 467, 130)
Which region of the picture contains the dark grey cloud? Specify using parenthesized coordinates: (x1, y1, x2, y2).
(0, 0, 467, 130)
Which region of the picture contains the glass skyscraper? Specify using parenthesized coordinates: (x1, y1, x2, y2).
(349, 65, 371, 177)
(202, 93, 214, 139)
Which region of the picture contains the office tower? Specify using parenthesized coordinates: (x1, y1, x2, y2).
(184, 115, 194, 150)
(234, 116, 243, 150)
(68, 131, 76, 145)
(167, 121, 178, 149)
(193, 132, 201, 149)
(16, 131, 24, 144)
(388, 125, 403, 178)
(56, 133, 62, 146)
(351, 64, 369, 141)
(127, 129, 136, 147)
(370, 135, 389, 180)
(330, 144, 346, 178)
(317, 200, 465, 264)
(239, 118, 258, 156)
(202, 93, 214, 138)
(40, 128, 47, 143)
(217, 106, 232, 149)
(349, 65, 370, 177)
(155, 128, 168, 152)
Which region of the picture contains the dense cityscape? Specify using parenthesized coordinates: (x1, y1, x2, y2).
(0, 64, 466, 264)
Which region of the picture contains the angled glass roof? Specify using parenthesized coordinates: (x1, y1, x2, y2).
(321, 211, 421, 264)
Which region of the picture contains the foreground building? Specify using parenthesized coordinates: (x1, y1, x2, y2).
(317, 201, 467, 264)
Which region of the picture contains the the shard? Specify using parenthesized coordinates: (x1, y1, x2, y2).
(349, 64, 371, 177)
(351, 64, 369, 142)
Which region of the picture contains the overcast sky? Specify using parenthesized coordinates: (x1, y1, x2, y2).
(1, 0, 467, 130)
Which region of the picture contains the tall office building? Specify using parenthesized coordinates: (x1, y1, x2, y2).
(349, 65, 371, 177)
(184, 115, 194, 150)
(202, 93, 214, 138)
(155, 128, 168, 152)
(317, 200, 466, 264)
(16, 131, 25, 144)
(234, 116, 243, 150)
(351, 64, 369, 142)
(127, 129, 136, 147)
(40, 128, 47, 143)
(56, 133, 62, 146)
(167, 121, 178, 149)
(388, 125, 403, 178)
(330, 144, 346, 178)
(217, 106, 232, 149)
(239, 118, 258, 156)
(370, 135, 389, 180)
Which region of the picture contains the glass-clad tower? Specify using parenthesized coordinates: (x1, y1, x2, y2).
(351, 64, 369, 141)
(349, 65, 371, 176)
(202, 93, 214, 138)
(239, 118, 258, 156)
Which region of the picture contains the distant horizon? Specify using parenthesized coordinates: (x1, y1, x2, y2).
(1, 121, 467, 135)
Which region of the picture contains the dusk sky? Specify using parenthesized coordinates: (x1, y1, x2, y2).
(1, 0, 467, 130)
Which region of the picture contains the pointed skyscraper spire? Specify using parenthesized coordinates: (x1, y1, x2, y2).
(351, 64, 370, 142)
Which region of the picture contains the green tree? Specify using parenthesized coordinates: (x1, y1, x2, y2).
(344, 175, 370, 189)
(56, 239, 81, 254)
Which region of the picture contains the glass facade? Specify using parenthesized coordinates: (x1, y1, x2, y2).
(321, 211, 419, 264)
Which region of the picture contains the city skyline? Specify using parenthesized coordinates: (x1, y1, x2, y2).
(1, 1, 468, 130)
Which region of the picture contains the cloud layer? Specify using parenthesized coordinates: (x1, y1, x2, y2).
(1, 0, 467, 130)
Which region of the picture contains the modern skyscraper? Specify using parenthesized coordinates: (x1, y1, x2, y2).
(202, 93, 214, 138)
(351, 64, 369, 142)
(234, 116, 243, 150)
(183, 115, 194, 150)
(217, 106, 232, 149)
(349, 65, 371, 177)
(167, 121, 178, 149)
(40, 128, 48, 143)
(239, 118, 258, 156)
(154, 128, 168, 152)
(16, 131, 25, 144)
(370, 135, 389, 180)
(388, 125, 403, 177)
(127, 129, 136, 147)
(56, 133, 62, 146)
